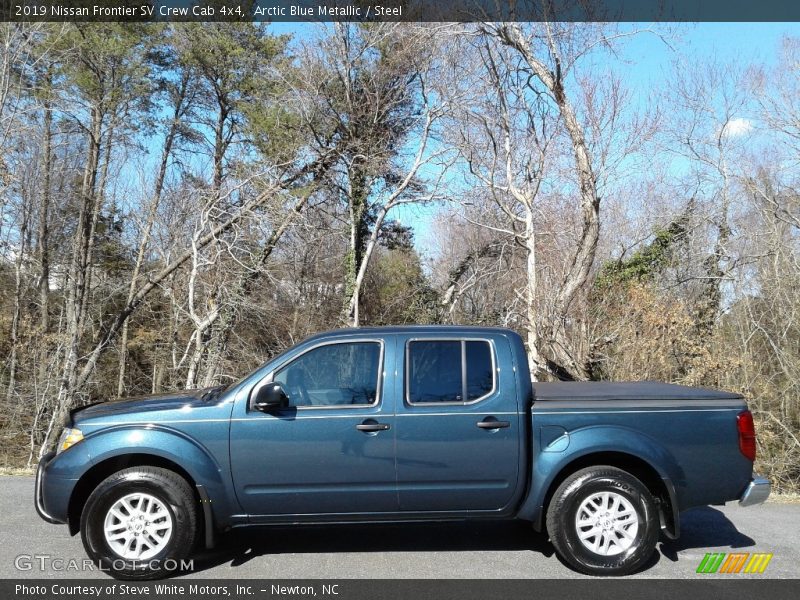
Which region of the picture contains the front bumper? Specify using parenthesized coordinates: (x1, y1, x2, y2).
(35, 451, 66, 524)
(739, 476, 771, 507)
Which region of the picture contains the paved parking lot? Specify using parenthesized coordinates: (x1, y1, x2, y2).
(4, 476, 797, 579)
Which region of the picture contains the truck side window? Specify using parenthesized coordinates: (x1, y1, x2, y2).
(274, 342, 381, 407)
(407, 340, 494, 404)
(466, 341, 493, 401)
(408, 341, 462, 403)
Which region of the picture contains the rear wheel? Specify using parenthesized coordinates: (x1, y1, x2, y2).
(80, 466, 197, 580)
(546, 466, 659, 576)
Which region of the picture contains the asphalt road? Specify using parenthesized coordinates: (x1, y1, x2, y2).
(3, 476, 797, 579)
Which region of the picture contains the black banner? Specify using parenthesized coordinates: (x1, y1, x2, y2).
(6, 580, 800, 600)
(3, 0, 800, 23)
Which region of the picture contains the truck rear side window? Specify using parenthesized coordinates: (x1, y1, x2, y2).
(465, 341, 494, 400)
(407, 340, 494, 404)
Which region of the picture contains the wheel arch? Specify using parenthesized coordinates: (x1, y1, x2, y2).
(525, 450, 680, 539)
(64, 423, 239, 543)
(547, 452, 678, 536)
(67, 454, 198, 537)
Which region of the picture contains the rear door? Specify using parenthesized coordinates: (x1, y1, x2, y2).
(394, 333, 522, 513)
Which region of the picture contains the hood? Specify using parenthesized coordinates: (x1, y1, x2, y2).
(71, 387, 219, 424)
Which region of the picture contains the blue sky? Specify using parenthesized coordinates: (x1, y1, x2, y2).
(131, 23, 800, 260)
(395, 22, 800, 256)
(618, 22, 799, 92)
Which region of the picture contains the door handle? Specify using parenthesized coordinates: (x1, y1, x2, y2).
(356, 422, 390, 432)
(476, 419, 510, 430)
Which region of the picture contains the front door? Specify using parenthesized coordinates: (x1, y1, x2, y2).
(230, 337, 397, 517)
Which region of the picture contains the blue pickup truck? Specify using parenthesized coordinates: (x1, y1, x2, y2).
(35, 326, 769, 579)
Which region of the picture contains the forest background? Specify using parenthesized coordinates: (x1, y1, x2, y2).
(1, 21, 798, 493)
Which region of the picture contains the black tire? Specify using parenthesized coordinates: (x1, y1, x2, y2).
(546, 466, 659, 576)
(80, 466, 198, 580)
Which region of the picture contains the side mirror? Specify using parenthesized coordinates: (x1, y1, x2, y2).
(252, 382, 289, 412)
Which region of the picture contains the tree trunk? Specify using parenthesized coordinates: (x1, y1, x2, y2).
(523, 209, 543, 380)
(117, 75, 189, 397)
(185, 101, 228, 389)
(79, 121, 116, 336)
(342, 166, 369, 326)
(185, 332, 206, 390)
(37, 87, 52, 336)
(5, 195, 30, 403)
(345, 200, 394, 327)
(494, 24, 601, 380)
(41, 103, 104, 457)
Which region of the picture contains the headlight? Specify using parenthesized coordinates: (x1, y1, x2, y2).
(56, 428, 83, 454)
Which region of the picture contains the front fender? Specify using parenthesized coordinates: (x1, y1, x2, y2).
(518, 424, 684, 526)
(65, 425, 237, 528)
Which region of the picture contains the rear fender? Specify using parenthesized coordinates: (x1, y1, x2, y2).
(518, 424, 683, 534)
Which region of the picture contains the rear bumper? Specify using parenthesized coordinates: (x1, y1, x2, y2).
(739, 476, 771, 507)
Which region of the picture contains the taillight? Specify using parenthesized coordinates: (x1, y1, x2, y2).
(737, 410, 756, 462)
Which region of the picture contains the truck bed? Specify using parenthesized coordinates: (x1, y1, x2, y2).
(532, 381, 743, 402)
(527, 380, 751, 512)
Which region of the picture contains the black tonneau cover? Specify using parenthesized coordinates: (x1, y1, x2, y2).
(532, 381, 743, 402)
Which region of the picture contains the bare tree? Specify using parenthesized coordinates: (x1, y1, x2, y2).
(116, 69, 195, 397)
(437, 23, 649, 379)
(295, 24, 449, 327)
(40, 160, 324, 454)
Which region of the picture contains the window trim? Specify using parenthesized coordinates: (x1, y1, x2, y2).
(404, 337, 497, 407)
(250, 338, 385, 411)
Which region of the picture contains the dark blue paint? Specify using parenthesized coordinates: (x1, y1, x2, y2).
(36, 325, 756, 540)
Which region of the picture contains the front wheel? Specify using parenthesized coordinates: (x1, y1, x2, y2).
(546, 466, 659, 576)
(80, 467, 198, 580)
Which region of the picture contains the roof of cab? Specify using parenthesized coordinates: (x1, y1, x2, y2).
(303, 325, 517, 343)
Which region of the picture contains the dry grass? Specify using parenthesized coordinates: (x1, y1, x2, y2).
(767, 492, 800, 504)
(0, 466, 34, 476)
